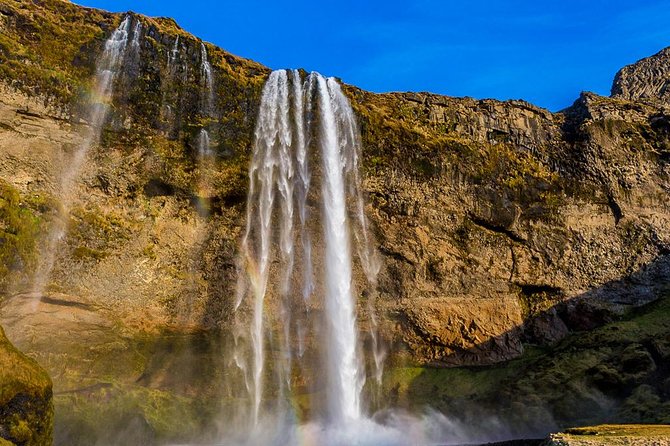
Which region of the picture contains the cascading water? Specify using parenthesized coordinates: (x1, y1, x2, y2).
(200, 42, 214, 114)
(167, 35, 180, 72)
(194, 42, 215, 216)
(229, 69, 463, 446)
(160, 35, 180, 129)
(232, 69, 385, 442)
(198, 42, 214, 158)
(197, 128, 212, 158)
(316, 74, 365, 422)
(30, 16, 141, 300)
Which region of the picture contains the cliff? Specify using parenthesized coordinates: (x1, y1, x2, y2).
(0, 0, 668, 443)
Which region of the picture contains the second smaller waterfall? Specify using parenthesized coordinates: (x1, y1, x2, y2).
(31, 16, 142, 300)
(200, 42, 214, 114)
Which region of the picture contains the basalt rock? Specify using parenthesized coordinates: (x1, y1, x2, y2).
(612, 47, 670, 104)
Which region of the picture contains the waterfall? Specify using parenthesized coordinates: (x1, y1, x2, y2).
(200, 42, 214, 114)
(159, 35, 179, 134)
(198, 43, 214, 157)
(197, 128, 211, 157)
(198, 42, 214, 158)
(30, 16, 140, 300)
(316, 75, 362, 422)
(235, 69, 379, 431)
(167, 35, 179, 72)
(195, 42, 215, 216)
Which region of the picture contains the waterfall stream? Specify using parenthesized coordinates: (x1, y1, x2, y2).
(30, 16, 142, 300)
(233, 69, 395, 443)
(195, 42, 215, 216)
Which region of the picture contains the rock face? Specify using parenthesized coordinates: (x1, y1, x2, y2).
(0, 0, 668, 443)
(383, 293, 670, 438)
(0, 0, 667, 368)
(352, 86, 670, 365)
(0, 1, 668, 440)
(612, 47, 670, 103)
(0, 326, 53, 446)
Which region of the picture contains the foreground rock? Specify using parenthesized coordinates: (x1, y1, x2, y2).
(0, 325, 53, 445)
(0, 293, 229, 445)
(383, 294, 670, 436)
(544, 425, 670, 445)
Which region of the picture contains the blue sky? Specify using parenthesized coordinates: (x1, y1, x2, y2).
(75, 0, 670, 111)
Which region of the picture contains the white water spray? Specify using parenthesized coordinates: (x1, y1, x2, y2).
(31, 16, 140, 299)
(316, 75, 364, 422)
(197, 128, 211, 158)
(229, 69, 472, 446)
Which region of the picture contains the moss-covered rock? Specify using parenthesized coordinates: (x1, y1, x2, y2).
(0, 326, 52, 445)
(379, 293, 670, 436)
(545, 424, 670, 445)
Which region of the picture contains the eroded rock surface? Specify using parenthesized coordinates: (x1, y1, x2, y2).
(612, 47, 670, 104)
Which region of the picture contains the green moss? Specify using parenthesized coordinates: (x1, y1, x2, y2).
(72, 246, 107, 261)
(142, 244, 156, 260)
(0, 181, 47, 291)
(382, 293, 670, 430)
(0, 0, 111, 105)
(8, 418, 30, 444)
(564, 424, 670, 437)
(148, 135, 195, 192)
(54, 385, 214, 445)
(48, 330, 233, 445)
(69, 206, 133, 259)
(0, 326, 53, 445)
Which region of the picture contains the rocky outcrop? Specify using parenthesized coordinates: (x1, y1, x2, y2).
(612, 47, 670, 104)
(0, 326, 53, 446)
(351, 84, 669, 365)
(383, 292, 670, 438)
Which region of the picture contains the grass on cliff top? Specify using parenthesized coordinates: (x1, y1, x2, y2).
(564, 424, 670, 437)
(0, 0, 113, 103)
(0, 0, 267, 108)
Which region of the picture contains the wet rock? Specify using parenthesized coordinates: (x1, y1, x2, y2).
(523, 307, 569, 345)
(398, 296, 524, 365)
